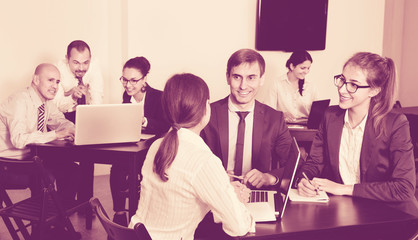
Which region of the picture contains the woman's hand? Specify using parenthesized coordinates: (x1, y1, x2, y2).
(297, 178, 319, 197)
(231, 181, 251, 203)
(313, 178, 354, 196)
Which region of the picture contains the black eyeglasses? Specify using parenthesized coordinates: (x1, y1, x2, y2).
(334, 74, 371, 93)
(119, 76, 145, 85)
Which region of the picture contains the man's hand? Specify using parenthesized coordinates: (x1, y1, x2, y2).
(55, 128, 75, 141)
(244, 169, 276, 188)
(231, 181, 251, 203)
(71, 85, 88, 101)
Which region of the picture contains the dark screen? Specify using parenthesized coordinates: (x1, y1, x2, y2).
(256, 0, 328, 51)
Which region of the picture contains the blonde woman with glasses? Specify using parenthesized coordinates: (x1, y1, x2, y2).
(296, 52, 418, 216)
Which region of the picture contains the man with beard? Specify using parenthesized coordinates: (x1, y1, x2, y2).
(55, 40, 104, 122)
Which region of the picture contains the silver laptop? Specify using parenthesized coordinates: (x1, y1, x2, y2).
(246, 137, 300, 222)
(74, 103, 143, 145)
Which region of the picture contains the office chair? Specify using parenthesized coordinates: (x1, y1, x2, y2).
(0, 156, 84, 240)
(89, 197, 152, 240)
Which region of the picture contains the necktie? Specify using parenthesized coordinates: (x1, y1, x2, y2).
(37, 104, 45, 132)
(234, 111, 249, 176)
(77, 77, 86, 105)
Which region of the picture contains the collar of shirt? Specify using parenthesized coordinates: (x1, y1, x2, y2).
(227, 96, 255, 113)
(28, 86, 45, 108)
(129, 92, 147, 105)
(177, 128, 210, 152)
(344, 110, 368, 131)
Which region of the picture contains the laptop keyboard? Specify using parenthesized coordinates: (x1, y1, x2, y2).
(250, 190, 269, 203)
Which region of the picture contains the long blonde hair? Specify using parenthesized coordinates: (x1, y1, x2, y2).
(343, 52, 397, 138)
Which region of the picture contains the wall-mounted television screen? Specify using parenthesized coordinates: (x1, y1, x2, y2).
(256, 0, 328, 51)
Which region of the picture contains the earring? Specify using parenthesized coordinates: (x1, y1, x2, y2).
(141, 82, 148, 93)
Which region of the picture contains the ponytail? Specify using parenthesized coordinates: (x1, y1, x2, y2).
(154, 127, 179, 182)
(369, 57, 396, 138)
(153, 73, 210, 182)
(298, 79, 304, 96)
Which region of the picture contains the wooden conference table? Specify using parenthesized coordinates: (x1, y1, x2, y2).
(238, 195, 418, 240)
(28, 137, 155, 229)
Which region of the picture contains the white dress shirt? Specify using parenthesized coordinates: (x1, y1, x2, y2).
(130, 128, 254, 240)
(54, 57, 104, 112)
(227, 97, 254, 175)
(0, 86, 74, 159)
(265, 73, 318, 119)
(339, 111, 367, 185)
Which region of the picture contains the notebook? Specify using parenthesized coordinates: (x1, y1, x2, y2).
(245, 137, 300, 222)
(287, 99, 330, 129)
(288, 188, 329, 203)
(74, 103, 143, 145)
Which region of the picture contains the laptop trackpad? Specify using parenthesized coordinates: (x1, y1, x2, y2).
(246, 202, 276, 222)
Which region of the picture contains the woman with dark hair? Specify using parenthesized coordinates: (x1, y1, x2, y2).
(110, 56, 169, 226)
(129, 73, 254, 239)
(297, 52, 417, 216)
(120, 56, 169, 135)
(266, 50, 318, 122)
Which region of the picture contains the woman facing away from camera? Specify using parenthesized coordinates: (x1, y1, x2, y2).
(266, 50, 318, 123)
(129, 73, 254, 239)
(296, 52, 418, 216)
(110, 56, 170, 226)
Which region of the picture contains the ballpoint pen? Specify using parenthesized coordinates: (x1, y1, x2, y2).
(227, 173, 244, 180)
(302, 172, 318, 195)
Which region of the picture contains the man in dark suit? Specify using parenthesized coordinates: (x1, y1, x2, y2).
(202, 49, 292, 189)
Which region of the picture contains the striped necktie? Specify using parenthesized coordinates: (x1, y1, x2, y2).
(37, 104, 45, 132)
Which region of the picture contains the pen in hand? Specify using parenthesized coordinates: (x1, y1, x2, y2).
(302, 172, 318, 195)
(227, 173, 244, 180)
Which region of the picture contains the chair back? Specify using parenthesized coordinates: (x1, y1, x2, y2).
(0, 157, 50, 195)
(0, 156, 80, 240)
(89, 197, 152, 240)
(405, 114, 418, 158)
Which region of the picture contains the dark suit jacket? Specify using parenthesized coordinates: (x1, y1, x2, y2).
(299, 105, 417, 214)
(201, 97, 292, 180)
(123, 85, 169, 136)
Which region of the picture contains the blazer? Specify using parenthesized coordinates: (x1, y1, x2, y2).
(123, 85, 169, 136)
(299, 105, 417, 214)
(201, 96, 292, 180)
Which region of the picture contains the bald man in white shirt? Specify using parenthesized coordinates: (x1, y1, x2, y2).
(0, 63, 79, 205)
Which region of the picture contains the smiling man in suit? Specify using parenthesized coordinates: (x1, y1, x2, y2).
(202, 48, 292, 189)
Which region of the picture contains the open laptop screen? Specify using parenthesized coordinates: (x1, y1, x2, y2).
(74, 103, 143, 145)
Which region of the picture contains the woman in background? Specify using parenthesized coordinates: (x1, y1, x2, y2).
(129, 73, 254, 239)
(266, 50, 317, 122)
(297, 52, 417, 216)
(110, 56, 169, 226)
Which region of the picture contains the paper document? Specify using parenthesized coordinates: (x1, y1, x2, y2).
(288, 189, 329, 203)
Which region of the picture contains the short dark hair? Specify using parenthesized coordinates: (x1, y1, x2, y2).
(66, 40, 91, 58)
(226, 49, 265, 77)
(123, 57, 151, 77)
